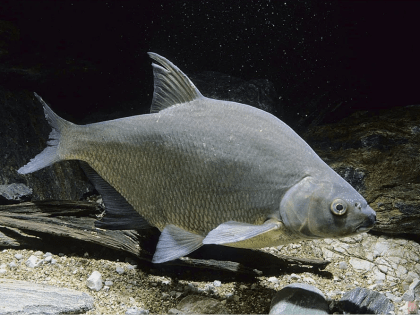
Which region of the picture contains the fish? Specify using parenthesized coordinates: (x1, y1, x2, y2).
(18, 52, 376, 263)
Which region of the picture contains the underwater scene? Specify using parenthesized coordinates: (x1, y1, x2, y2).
(0, 1, 419, 314)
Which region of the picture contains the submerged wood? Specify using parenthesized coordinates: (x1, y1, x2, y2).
(0, 200, 329, 274)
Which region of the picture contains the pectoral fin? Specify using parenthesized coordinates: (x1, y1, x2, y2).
(152, 225, 204, 264)
(202, 220, 282, 246)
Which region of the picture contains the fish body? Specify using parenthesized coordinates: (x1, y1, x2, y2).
(18, 53, 376, 263)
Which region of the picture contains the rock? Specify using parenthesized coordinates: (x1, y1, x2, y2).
(213, 280, 221, 287)
(116, 265, 124, 274)
(410, 278, 420, 299)
(335, 287, 394, 314)
(338, 261, 348, 269)
(0, 183, 32, 204)
(0, 278, 94, 314)
(126, 307, 149, 315)
(25, 255, 41, 268)
(175, 295, 229, 314)
(269, 283, 329, 315)
(86, 270, 103, 291)
(402, 289, 415, 302)
(268, 277, 279, 284)
(8, 261, 17, 269)
(304, 105, 420, 235)
(349, 257, 374, 272)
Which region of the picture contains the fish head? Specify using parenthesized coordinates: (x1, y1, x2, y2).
(279, 176, 376, 239)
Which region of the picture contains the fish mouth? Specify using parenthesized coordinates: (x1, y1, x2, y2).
(355, 210, 376, 233)
(356, 219, 376, 233)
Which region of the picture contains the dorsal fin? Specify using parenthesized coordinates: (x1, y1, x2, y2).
(148, 52, 203, 113)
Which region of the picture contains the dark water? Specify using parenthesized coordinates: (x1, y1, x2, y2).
(0, 0, 419, 127)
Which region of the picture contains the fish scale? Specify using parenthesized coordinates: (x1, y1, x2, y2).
(18, 53, 376, 263)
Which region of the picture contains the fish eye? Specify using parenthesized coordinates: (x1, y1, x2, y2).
(331, 199, 347, 216)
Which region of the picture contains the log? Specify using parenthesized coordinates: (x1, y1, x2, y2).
(0, 201, 329, 275)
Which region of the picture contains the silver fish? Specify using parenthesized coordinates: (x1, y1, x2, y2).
(18, 53, 376, 263)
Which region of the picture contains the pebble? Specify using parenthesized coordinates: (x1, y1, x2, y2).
(213, 280, 221, 287)
(225, 293, 239, 301)
(126, 306, 150, 315)
(8, 261, 17, 268)
(349, 257, 374, 272)
(26, 255, 42, 268)
(402, 290, 415, 302)
(86, 271, 103, 291)
(268, 277, 279, 284)
(14, 253, 23, 260)
(410, 278, 420, 295)
(105, 280, 114, 286)
(126, 264, 136, 270)
(338, 261, 348, 270)
(116, 266, 125, 274)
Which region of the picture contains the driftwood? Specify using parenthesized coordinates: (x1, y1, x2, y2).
(0, 201, 329, 275)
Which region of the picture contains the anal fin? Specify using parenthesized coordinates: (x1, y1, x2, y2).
(80, 161, 150, 230)
(152, 225, 204, 263)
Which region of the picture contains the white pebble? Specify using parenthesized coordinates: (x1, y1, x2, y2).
(0, 269, 6, 274)
(409, 278, 420, 290)
(34, 251, 43, 256)
(402, 290, 415, 302)
(44, 256, 52, 263)
(105, 280, 114, 286)
(87, 271, 103, 291)
(116, 266, 125, 274)
(14, 254, 23, 260)
(8, 261, 17, 268)
(338, 261, 348, 269)
(268, 276, 279, 284)
(26, 255, 42, 268)
(126, 307, 149, 315)
(44, 252, 52, 257)
(213, 280, 221, 287)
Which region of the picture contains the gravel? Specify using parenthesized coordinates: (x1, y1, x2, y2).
(0, 232, 419, 314)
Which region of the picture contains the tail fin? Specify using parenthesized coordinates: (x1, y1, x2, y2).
(18, 93, 73, 175)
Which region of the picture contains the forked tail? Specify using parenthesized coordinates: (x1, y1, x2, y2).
(18, 93, 73, 174)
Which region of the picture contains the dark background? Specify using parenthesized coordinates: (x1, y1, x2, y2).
(0, 0, 419, 127)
